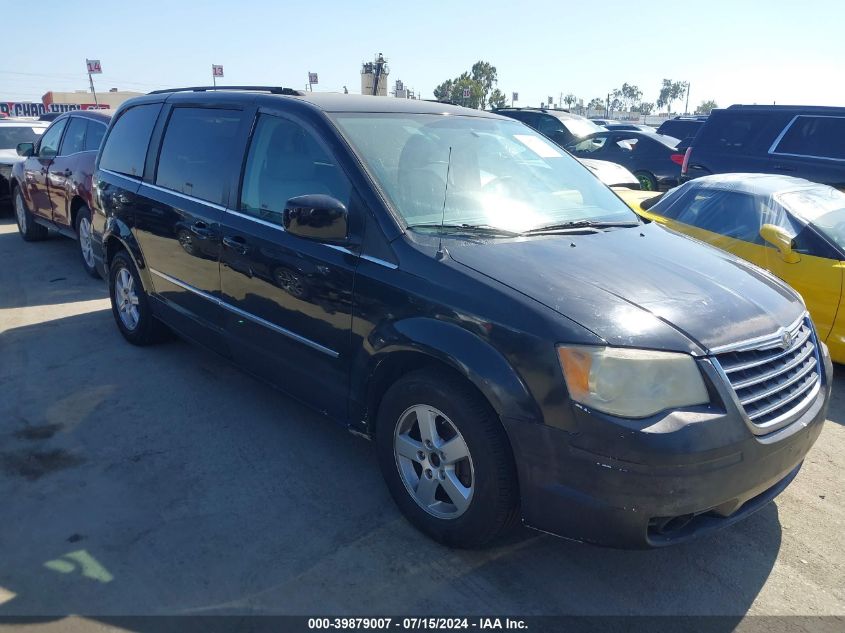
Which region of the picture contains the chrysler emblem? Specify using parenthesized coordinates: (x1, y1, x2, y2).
(780, 330, 793, 350)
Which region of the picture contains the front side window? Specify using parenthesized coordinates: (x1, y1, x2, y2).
(60, 117, 87, 155)
(100, 104, 162, 178)
(37, 119, 67, 158)
(155, 107, 243, 205)
(240, 115, 351, 226)
(85, 120, 107, 151)
(773, 116, 845, 161)
(331, 113, 636, 233)
(569, 135, 608, 154)
(698, 112, 769, 153)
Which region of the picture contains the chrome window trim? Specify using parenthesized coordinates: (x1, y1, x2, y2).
(149, 268, 339, 358)
(225, 207, 286, 231)
(361, 254, 399, 269)
(708, 312, 807, 354)
(768, 114, 845, 163)
(141, 181, 228, 212)
(98, 167, 142, 185)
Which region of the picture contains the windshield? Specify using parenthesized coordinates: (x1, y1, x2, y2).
(0, 125, 45, 149)
(776, 186, 845, 250)
(331, 114, 636, 233)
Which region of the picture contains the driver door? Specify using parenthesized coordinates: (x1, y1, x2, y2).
(23, 117, 67, 219)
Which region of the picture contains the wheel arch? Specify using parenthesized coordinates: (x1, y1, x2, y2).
(102, 218, 153, 293)
(69, 195, 88, 231)
(355, 317, 542, 437)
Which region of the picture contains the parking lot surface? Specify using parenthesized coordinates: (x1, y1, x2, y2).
(1, 216, 843, 619)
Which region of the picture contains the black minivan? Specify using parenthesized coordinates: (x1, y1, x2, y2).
(90, 87, 832, 549)
(682, 105, 845, 188)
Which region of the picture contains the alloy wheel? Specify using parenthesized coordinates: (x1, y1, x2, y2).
(79, 217, 94, 268)
(114, 268, 140, 331)
(393, 405, 474, 519)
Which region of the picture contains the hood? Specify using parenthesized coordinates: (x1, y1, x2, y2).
(446, 223, 803, 355)
(0, 149, 24, 165)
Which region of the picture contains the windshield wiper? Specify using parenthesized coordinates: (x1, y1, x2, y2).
(521, 219, 640, 235)
(407, 223, 520, 237)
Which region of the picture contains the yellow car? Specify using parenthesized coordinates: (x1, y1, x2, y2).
(626, 174, 845, 363)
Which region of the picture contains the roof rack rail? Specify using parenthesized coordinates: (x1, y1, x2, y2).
(147, 86, 304, 96)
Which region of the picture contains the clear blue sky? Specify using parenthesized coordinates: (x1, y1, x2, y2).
(2, 0, 843, 110)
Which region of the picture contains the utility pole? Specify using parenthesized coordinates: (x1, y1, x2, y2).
(685, 81, 691, 115)
(372, 53, 387, 96)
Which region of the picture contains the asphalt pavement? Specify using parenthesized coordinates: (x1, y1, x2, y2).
(0, 215, 843, 623)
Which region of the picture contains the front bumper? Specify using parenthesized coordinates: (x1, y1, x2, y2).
(504, 346, 832, 548)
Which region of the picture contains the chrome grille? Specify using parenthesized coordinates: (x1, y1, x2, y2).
(714, 317, 821, 432)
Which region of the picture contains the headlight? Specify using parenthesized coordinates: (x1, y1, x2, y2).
(557, 345, 709, 418)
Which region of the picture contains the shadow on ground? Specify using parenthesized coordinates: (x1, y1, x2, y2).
(0, 308, 782, 621)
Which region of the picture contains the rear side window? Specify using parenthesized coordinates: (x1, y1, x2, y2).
(85, 120, 106, 151)
(155, 107, 243, 206)
(773, 116, 845, 160)
(100, 104, 162, 178)
(61, 117, 87, 155)
(696, 112, 769, 153)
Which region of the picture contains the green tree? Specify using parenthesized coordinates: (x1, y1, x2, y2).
(488, 88, 508, 109)
(433, 60, 499, 110)
(587, 97, 605, 112)
(563, 93, 577, 110)
(696, 99, 718, 114)
(634, 102, 654, 115)
(470, 61, 498, 109)
(619, 83, 642, 110)
(657, 79, 688, 114)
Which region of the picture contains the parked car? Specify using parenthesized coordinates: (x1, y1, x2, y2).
(656, 115, 707, 142)
(566, 130, 684, 191)
(580, 158, 640, 188)
(0, 119, 48, 209)
(634, 174, 845, 363)
(494, 107, 605, 146)
(10, 110, 111, 277)
(603, 123, 656, 133)
(681, 105, 845, 189)
(91, 87, 830, 549)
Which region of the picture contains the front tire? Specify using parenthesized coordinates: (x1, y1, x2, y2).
(75, 205, 100, 279)
(376, 369, 520, 548)
(14, 188, 48, 242)
(108, 250, 167, 345)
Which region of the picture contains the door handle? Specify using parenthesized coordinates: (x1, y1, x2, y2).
(222, 235, 248, 254)
(190, 221, 215, 238)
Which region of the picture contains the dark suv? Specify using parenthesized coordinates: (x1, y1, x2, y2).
(682, 105, 845, 188)
(91, 87, 831, 549)
(656, 115, 707, 142)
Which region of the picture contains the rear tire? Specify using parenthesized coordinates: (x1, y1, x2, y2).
(376, 369, 520, 548)
(75, 205, 100, 279)
(635, 171, 658, 192)
(14, 188, 48, 242)
(108, 250, 168, 346)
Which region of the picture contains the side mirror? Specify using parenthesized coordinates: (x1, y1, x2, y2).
(760, 223, 800, 263)
(16, 142, 34, 157)
(284, 194, 348, 243)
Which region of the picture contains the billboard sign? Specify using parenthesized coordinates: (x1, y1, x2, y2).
(0, 102, 109, 118)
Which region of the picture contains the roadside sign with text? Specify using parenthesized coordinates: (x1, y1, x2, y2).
(0, 102, 110, 118)
(212, 65, 224, 78)
(512, 92, 518, 102)
(308, 72, 318, 84)
(86, 59, 102, 74)
(463, 87, 471, 98)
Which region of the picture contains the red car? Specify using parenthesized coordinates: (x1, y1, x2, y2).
(10, 110, 112, 277)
